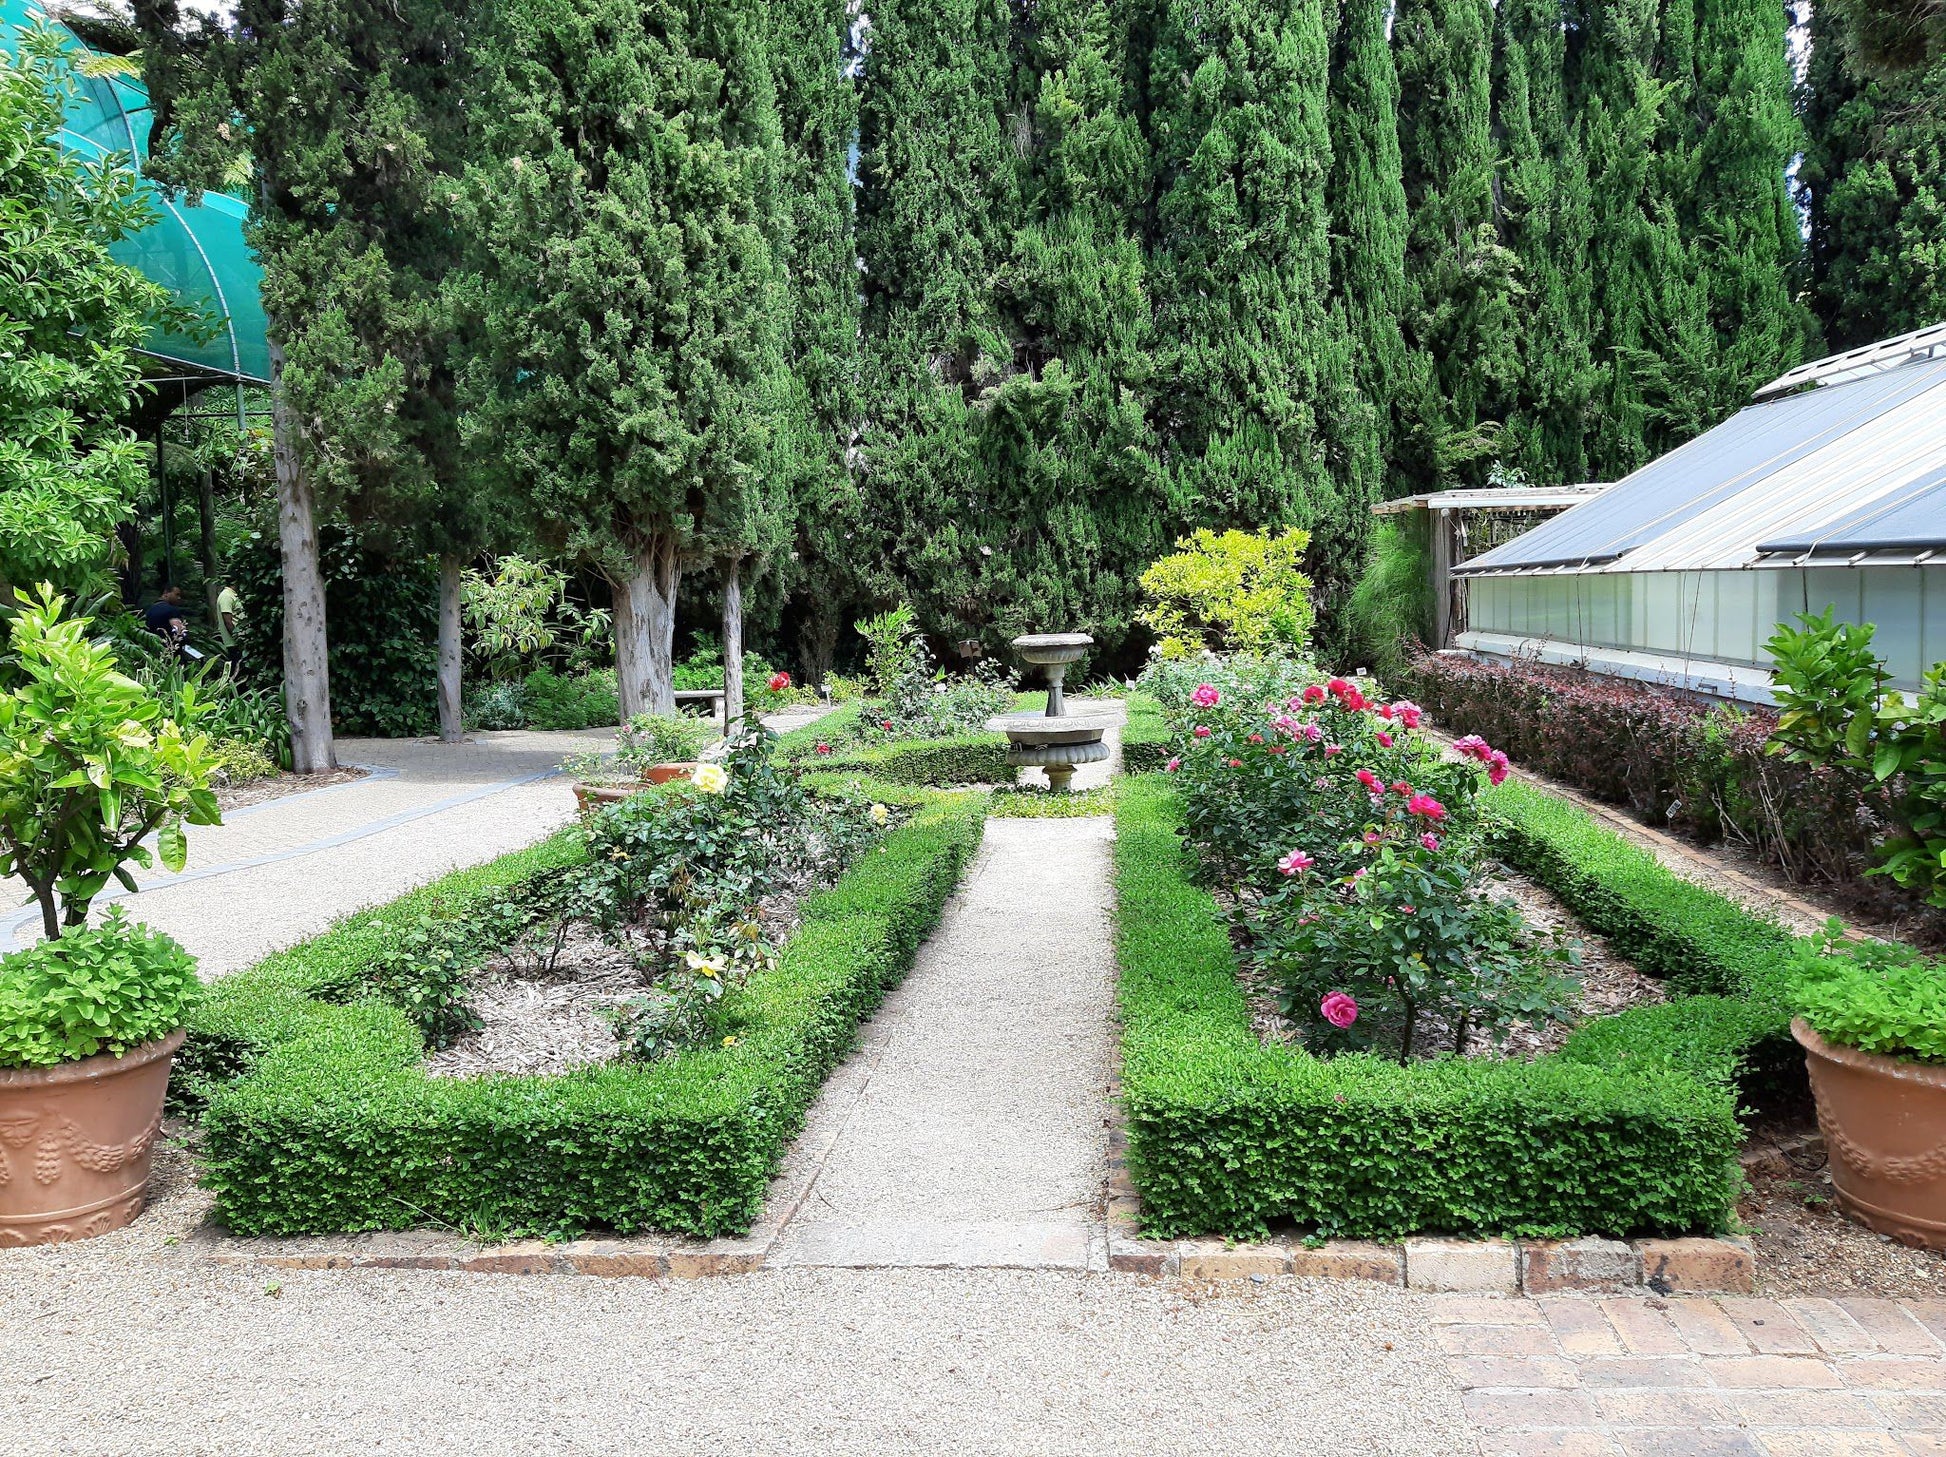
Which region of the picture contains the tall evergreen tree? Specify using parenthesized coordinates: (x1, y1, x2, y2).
(455, 0, 792, 718)
(136, 0, 479, 769)
(1492, 0, 1601, 484)
(1391, 0, 1521, 491)
(1142, 0, 1379, 615)
(771, 0, 864, 681)
(1800, 3, 1946, 349)
(852, 0, 1024, 646)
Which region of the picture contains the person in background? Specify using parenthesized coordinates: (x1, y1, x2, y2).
(143, 583, 189, 656)
(214, 580, 242, 674)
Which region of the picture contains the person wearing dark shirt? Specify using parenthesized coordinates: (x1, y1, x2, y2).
(144, 584, 188, 652)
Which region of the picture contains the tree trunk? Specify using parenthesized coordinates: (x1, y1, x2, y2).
(613, 534, 681, 719)
(437, 555, 464, 743)
(198, 464, 220, 622)
(722, 555, 745, 730)
(269, 328, 337, 774)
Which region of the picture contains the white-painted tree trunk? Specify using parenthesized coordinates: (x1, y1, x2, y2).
(613, 534, 681, 719)
(722, 555, 744, 730)
(437, 555, 464, 742)
(269, 329, 337, 774)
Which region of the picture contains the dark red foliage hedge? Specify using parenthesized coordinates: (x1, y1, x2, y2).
(1403, 651, 1888, 893)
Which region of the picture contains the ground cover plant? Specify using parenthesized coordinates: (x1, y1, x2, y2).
(180, 741, 984, 1238)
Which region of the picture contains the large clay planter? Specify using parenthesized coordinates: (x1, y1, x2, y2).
(1794, 1017, 1946, 1251)
(572, 782, 637, 813)
(640, 761, 700, 786)
(0, 1028, 183, 1247)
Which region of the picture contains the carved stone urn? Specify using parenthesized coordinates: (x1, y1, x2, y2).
(0, 1028, 183, 1246)
(1794, 1018, 1946, 1251)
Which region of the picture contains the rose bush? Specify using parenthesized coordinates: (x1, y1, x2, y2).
(1161, 665, 1580, 1063)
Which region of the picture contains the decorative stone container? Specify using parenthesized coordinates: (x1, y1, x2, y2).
(0, 1028, 183, 1247)
(1795, 1017, 1946, 1251)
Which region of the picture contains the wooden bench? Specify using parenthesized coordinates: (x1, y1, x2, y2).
(674, 688, 726, 724)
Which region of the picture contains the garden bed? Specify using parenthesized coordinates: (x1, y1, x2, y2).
(177, 774, 984, 1240)
(1114, 772, 1790, 1243)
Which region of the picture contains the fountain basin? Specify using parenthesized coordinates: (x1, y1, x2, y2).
(1010, 633, 1093, 669)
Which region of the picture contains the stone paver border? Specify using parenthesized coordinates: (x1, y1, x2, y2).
(1436, 1289, 1946, 1456)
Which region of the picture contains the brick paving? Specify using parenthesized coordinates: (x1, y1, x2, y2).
(1441, 1292, 1946, 1455)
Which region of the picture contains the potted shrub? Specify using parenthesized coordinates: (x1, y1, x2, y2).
(562, 713, 711, 811)
(0, 913, 199, 1244)
(0, 588, 218, 1245)
(1791, 927, 1946, 1250)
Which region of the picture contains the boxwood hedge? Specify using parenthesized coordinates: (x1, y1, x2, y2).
(1115, 774, 1784, 1242)
(776, 704, 1011, 785)
(187, 782, 985, 1238)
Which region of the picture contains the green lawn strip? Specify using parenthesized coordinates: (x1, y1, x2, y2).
(189, 782, 985, 1239)
(1120, 691, 1171, 774)
(1113, 774, 1745, 1242)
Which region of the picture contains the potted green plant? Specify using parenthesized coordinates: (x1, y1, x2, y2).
(562, 713, 711, 811)
(0, 588, 218, 1245)
(1790, 926, 1946, 1250)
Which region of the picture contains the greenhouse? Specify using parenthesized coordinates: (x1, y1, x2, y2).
(1454, 323, 1946, 699)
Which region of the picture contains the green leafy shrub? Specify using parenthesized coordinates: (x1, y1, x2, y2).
(1114, 776, 1744, 1241)
(467, 679, 526, 730)
(315, 912, 486, 1051)
(0, 587, 222, 938)
(462, 555, 610, 682)
(185, 783, 985, 1237)
(1138, 528, 1315, 659)
(0, 911, 199, 1067)
(521, 666, 620, 730)
(211, 737, 280, 786)
(1791, 926, 1946, 1063)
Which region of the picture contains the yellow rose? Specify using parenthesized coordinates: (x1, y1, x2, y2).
(691, 762, 728, 794)
(869, 802, 889, 826)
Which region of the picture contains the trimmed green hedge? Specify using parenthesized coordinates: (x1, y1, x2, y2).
(190, 783, 985, 1238)
(1116, 775, 1748, 1241)
(777, 703, 1011, 785)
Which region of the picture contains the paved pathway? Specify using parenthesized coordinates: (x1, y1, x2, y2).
(1439, 1291, 1946, 1455)
(769, 816, 1117, 1271)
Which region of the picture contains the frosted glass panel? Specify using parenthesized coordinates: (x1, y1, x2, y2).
(1864, 570, 1925, 689)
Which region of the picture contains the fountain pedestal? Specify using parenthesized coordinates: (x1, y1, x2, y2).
(987, 633, 1111, 793)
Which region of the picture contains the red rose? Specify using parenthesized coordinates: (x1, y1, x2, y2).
(767, 671, 791, 692)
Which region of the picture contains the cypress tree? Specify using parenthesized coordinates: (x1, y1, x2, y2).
(1492, 0, 1601, 484)
(1800, 5, 1946, 350)
(852, 0, 1023, 646)
(772, 0, 864, 680)
(456, 0, 792, 717)
(1142, 0, 1379, 616)
(1391, 0, 1521, 491)
(1325, 0, 1425, 493)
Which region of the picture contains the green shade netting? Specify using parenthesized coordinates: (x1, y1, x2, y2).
(3, 0, 271, 385)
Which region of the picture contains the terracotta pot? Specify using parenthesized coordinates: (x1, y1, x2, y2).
(572, 782, 638, 813)
(0, 1028, 183, 1247)
(1794, 1017, 1946, 1251)
(640, 761, 701, 786)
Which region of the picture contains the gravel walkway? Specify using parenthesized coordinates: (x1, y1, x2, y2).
(770, 816, 1117, 1271)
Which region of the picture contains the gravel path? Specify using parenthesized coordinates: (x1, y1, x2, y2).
(771, 816, 1117, 1270)
(0, 1254, 1468, 1457)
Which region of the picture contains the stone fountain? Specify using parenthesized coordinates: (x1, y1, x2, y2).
(987, 632, 1112, 793)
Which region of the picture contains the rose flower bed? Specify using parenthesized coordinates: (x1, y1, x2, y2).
(177, 729, 985, 1239)
(1116, 662, 1792, 1241)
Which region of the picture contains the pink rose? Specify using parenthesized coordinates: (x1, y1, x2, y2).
(1193, 725, 1212, 739)
(1420, 832, 1440, 852)
(1324, 743, 1343, 757)
(882, 719, 893, 730)
(1407, 792, 1448, 822)
(1327, 677, 1351, 696)
(1375, 731, 1394, 748)
(1487, 749, 1511, 786)
(814, 742, 832, 756)
(1363, 830, 1382, 846)
(1227, 757, 1244, 768)
(1165, 756, 1182, 772)
(1355, 768, 1380, 790)
(1267, 745, 1287, 755)
(1320, 991, 1359, 1029)
(1454, 734, 1490, 762)
(1394, 701, 1423, 728)
(1278, 848, 1316, 876)
(1303, 723, 1323, 743)
(1247, 733, 1264, 744)
(1341, 686, 1369, 712)
(1190, 683, 1221, 708)
(1377, 704, 1394, 721)
(1302, 684, 1327, 704)
(1391, 780, 1412, 796)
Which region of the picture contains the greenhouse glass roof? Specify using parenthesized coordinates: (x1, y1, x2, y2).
(3, 0, 270, 386)
(1456, 332, 1946, 578)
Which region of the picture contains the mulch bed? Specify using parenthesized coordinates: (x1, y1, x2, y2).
(215, 765, 368, 813)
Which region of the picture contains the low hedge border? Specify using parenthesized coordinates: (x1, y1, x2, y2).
(1115, 774, 1751, 1243)
(776, 703, 1011, 785)
(1485, 779, 1802, 1103)
(189, 779, 985, 1239)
